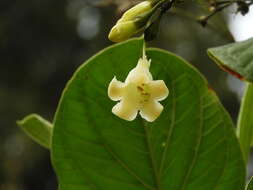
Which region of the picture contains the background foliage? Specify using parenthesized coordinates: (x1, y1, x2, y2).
(0, 0, 246, 189)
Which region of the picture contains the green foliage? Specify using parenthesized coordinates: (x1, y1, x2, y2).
(247, 177, 253, 190)
(207, 38, 253, 163)
(17, 114, 52, 149)
(207, 37, 253, 82)
(50, 38, 245, 189)
(237, 82, 253, 163)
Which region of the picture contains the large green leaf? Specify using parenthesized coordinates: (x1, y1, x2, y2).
(51, 38, 245, 190)
(207, 37, 253, 82)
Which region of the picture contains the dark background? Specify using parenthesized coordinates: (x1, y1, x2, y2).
(0, 0, 243, 189)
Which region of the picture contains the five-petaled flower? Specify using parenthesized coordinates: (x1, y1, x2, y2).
(108, 54, 169, 122)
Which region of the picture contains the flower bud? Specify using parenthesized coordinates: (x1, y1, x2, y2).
(120, 1, 153, 22)
(108, 0, 157, 42)
(108, 21, 143, 42)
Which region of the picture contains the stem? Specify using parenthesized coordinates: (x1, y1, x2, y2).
(237, 82, 253, 163)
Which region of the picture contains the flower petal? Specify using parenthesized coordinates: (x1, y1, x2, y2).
(125, 57, 152, 84)
(140, 100, 163, 122)
(112, 100, 138, 121)
(108, 77, 125, 101)
(148, 80, 169, 101)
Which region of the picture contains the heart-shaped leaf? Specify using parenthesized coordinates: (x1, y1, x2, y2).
(51, 38, 245, 190)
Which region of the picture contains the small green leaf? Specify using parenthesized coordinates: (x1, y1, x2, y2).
(207, 37, 253, 82)
(51, 38, 245, 189)
(17, 114, 53, 149)
(247, 177, 253, 190)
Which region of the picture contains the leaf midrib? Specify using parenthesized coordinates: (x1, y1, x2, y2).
(142, 119, 161, 190)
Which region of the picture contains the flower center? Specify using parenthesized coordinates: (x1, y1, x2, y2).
(137, 83, 151, 105)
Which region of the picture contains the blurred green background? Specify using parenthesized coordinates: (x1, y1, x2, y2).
(0, 0, 243, 189)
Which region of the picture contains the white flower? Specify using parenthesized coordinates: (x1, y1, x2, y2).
(108, 54, 169, 122)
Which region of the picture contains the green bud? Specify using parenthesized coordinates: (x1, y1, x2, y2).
(108, 0, 158, 42)
(120, 1, 153, 22)
(108, 21, 143, 42)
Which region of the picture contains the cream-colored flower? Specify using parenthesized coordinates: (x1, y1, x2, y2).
(108, 54, 169, 122)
